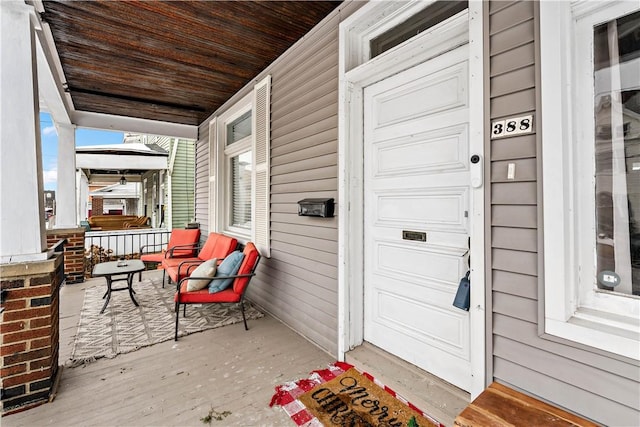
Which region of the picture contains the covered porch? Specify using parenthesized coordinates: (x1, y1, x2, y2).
(2, 2, 471, 425)
(2, 270, 467, 426)
(2, 269, 332, 426)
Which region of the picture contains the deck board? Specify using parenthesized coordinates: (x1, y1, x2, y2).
(454, 382, 599, 427)
(2, 270, 333, 426)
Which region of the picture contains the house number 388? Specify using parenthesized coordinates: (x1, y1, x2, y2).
(491, 115, 534, 139)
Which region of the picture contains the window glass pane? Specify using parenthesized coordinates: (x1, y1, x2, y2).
(230, 151, 252, 230)
(370, 1, 467, 58)
(227, 110, 252, 146)
(593, 11, 640, 296)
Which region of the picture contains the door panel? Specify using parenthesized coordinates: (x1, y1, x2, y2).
(364, 45, 471, 391)
(375, 125, 469, 176)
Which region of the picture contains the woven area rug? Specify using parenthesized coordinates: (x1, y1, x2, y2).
(70, 275, 263, 364)
(270, 362, 444, 427)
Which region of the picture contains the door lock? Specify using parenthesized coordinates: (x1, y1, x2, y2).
(470, 154, 480, 164)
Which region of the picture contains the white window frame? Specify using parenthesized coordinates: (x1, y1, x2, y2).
(214, 93, 253, 239)
(208, 76, 271, 257)
(541, 0, 640, 360)
(225, 102, 253, 237)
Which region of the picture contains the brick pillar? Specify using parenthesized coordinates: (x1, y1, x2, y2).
(1, 254, 63, 413)
(91, 197, 103, 216)
(47, 228, 85, 284)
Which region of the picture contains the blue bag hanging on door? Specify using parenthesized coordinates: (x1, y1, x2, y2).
(453, 270, 470, 311)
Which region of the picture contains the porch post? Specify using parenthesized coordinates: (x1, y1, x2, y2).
(158, 170, 165, 227)
(54, 123, 78, 228)
(0, 2, 63, 413)
(0, 0, 48, 262)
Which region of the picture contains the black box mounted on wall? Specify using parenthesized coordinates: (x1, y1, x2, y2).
(298, 198, 334, 218)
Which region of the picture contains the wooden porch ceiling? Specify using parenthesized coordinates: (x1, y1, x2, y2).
(40, 0, 342, 126)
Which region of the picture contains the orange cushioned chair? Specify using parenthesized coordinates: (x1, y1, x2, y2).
(162, 232, 237, 286)
(139, 228, 201, 281)
(174, 242, 260, 341)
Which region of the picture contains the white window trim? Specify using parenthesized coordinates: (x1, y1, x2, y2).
(208, 76, 271, 257)
(224, 113, 252, 236)
(252, 76, 271, 258)
(214, 92, 252, 240)
(208, 117, 217, 232)
(540, 0, 640, 360)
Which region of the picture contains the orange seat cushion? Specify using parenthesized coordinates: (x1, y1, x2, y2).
(174, 285, 241, 304)
(141, 229, 200, 263)
(163, 256, 201, 269)
(140, 252, 166, 263)
(233, 243, 259, 295)
(166, 229, 201, 257)
(165, 258, 204, 282)
(198, 233, 238, 260)
(162, 233, 238, 283)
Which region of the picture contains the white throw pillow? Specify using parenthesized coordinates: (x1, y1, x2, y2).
(186, 258, 218, 291)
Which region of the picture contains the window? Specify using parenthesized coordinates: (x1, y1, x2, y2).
(541, 1, 639, 359)
(369, 1, 467, 58)
(209, 76, 271, 256)
(227, 110, 252, 146)
(592, 10, 640, 298)
(225, 112, 253, 232)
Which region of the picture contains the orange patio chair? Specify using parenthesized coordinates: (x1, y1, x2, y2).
(162, 232, 237, 286)
(174, 242, 261, 341)
(139, 228, 200, 282)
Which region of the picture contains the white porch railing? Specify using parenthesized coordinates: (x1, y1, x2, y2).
(84, 228, 171, 276)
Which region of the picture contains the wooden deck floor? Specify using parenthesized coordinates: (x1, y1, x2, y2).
(2, 270, 333, 426)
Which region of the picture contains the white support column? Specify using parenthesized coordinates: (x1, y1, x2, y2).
(0, 1, 48, 262)
(76, 170, 87, 223)
(158, 170, 165, 227)
(55, 123, 78, 228)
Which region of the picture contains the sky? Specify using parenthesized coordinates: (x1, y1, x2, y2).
(40, 112, 124, 191)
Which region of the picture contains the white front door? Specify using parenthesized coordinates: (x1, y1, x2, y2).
(363, 44, 472, 391)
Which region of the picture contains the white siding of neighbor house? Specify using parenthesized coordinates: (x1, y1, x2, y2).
(194, 1, 364, 355)
(194, 124, 209, 234)
(488, 2, 639, 425)
(168, 139, 195, 229)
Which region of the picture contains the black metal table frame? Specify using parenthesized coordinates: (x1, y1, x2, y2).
(93, 260, 145, 314)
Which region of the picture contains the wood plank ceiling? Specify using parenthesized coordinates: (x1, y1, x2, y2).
(40, 0, 342, 126)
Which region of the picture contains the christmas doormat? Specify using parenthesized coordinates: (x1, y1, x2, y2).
(270, 362, 444, 427)
(69, 274, 263, 365)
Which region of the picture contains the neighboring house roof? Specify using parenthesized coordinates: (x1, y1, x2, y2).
(76, 142, 168, 156)
(76, 143, 169, 183)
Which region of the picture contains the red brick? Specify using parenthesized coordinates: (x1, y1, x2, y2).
(1, 320, 26, 334)
(3, 327, 51, 344)
(5, 286, 50, 300)
(1, 279, 25, 289)
(1, 363, 27, 377)
(1, 342, 27, 356)
(1, 299, 27, 312)
(29, 358, 51, 371)
(2, 307, 50, 322)
(2, 370, 49, 388)
(3, 347, 50, 366)
(30, 337, 51, 350)
(30, 317, 51, 328)
(30, 275, 54, 286)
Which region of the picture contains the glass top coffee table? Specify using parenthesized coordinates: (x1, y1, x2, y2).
(92, 260, 145, 314)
